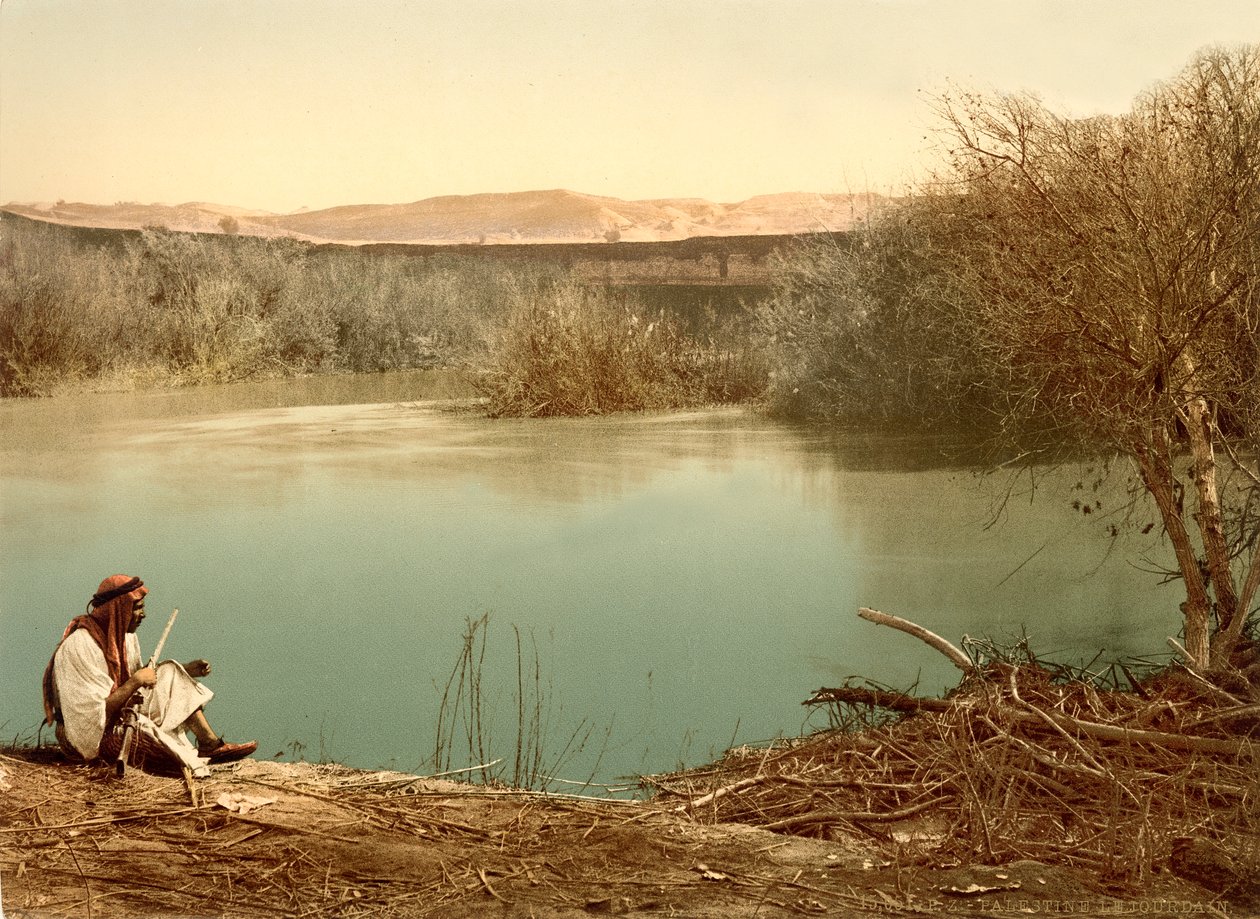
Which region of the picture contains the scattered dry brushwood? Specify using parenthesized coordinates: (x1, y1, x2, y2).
(647, 609, 1260, 911)
(1, 751, 1237, 919)
(3, 754, 872, 919)
(6, 751, 1183, 919)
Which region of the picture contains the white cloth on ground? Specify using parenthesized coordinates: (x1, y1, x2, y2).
(52, 630, 214, 775)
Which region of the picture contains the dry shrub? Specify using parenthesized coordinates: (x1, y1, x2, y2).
(0, 219, 120, 395)
(124, 228, 328, 384)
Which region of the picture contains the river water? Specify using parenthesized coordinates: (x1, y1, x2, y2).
(0, 372, 1183, 791)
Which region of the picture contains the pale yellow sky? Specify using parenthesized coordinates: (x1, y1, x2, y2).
(1, 0, 1256, 213)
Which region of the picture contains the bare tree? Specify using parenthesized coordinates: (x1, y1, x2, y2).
(924, 45, 1260, 673)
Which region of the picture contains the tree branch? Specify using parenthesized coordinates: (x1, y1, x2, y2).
(857, 608, 974, 672)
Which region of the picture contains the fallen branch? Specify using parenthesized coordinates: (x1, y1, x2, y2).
(1007, 668, 1108, 776)
(675, 776, 764, 811)
(476, 866, 508, 903)
(424, 759, 504, 780)
(1182, 702, 1260, 731)
(225, 812, 364, 844)
(763, 794, 952, 831)
(1173, 663, 1244, 706)
(0, 807, 200, 834)
(857, 608, 973, 672)
(1007, 710, 1249, 756)
(805, 685, 955, 713)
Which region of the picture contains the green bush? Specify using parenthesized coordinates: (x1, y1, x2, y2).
(279, 251, 554, 374)
(758, 214, 993, 429)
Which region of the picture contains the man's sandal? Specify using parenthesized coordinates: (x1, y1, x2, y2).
(199, 738, 258, 763)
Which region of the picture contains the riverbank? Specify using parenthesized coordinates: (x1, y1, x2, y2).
(0, 747, 1232, 919)
(7, 624, 1255, 918)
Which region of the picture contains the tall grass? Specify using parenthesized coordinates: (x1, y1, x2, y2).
(125, 229, 322, 382)
(433, 614, 610, 791)
(474, 278, 766, 417)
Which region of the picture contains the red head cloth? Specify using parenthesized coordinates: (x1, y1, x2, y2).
(41, 575, 149, 725)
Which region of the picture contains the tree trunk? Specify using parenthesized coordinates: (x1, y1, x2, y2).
(1178, 361, 1241, 649)
(1228, 545, 1260, 648)
(1134, 435, 1213, 670)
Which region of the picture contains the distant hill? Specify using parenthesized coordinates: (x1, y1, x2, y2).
(3, 189, 881, 245)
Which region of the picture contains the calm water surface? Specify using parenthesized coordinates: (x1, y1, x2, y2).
(0, 372, 1183, 790)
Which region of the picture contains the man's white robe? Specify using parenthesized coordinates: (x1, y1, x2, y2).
(52, 630, 213, 776)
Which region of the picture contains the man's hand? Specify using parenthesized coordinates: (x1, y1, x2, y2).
(105, 666, 156, 723)
(184, 659, 212, 678)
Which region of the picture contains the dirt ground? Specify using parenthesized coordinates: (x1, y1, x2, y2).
(0, 752, 1240, 919)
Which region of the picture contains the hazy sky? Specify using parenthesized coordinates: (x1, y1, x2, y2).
(1, 1, 1256, 213)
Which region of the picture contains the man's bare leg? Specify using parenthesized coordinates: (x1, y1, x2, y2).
(183, 709, 219, 747)
(182, 708, 256, 762)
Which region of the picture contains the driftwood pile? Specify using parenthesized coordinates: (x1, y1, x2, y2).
(649, 609, 1259, 904)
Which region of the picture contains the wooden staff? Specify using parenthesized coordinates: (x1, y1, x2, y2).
(116, 608, 179, 777)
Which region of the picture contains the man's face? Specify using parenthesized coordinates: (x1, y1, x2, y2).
(128, 598, 146, 632)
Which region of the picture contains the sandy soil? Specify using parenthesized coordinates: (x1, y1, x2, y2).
(0, 752, 1236, 919)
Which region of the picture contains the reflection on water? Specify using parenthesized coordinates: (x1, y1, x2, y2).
(0, 373, 1182, 789)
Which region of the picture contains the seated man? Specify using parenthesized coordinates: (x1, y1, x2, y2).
(42, 574, 256, 776)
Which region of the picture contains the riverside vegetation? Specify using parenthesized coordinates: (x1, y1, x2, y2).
(0, 213, 767, 412)
(2, 43, 1258, 915)
(0, 215, 515, 393)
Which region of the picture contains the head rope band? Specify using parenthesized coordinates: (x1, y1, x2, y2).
(88, 577, 144, 611)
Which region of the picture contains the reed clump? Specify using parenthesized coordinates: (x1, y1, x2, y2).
(433, 614, 613, 793)
(474, 279, 766, 417)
